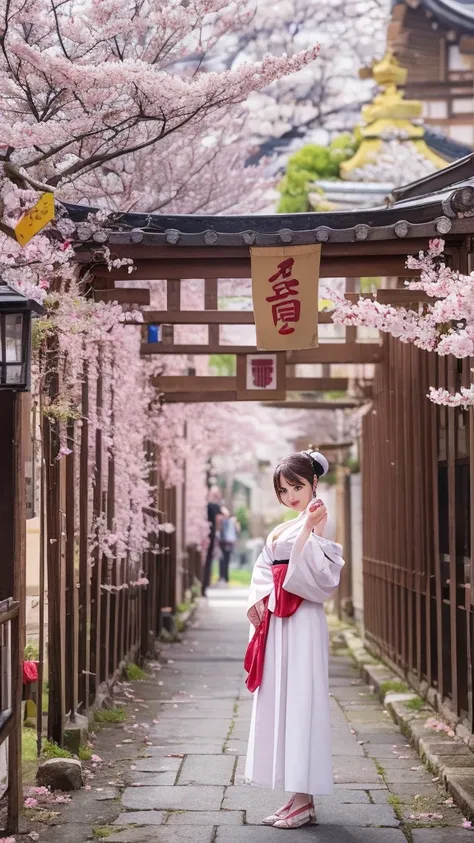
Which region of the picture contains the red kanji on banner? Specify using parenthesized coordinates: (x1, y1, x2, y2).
(268, 257, 295, 284)
(271, 300, 301, 334)
(266, 256, 301, 336)
(266, 279, 299, 302)
(251, 357, 274, 388)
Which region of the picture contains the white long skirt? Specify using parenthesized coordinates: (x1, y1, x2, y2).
(245, 600, 333, 795)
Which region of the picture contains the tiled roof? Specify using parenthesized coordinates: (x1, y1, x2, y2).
(395, 0, 474, 35)
(424, 128, 472, 163)
(65, 154, 474, 247)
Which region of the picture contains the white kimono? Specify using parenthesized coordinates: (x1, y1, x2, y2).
(245, 511, 344, 795)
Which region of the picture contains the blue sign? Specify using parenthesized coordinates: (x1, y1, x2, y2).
(147, 324, 161, 343)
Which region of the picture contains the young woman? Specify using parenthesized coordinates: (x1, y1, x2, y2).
(244, 450, 344, 829)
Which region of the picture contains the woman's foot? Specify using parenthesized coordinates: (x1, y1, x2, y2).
(272, 800, 316, 829)
(261, 795, 295, 825)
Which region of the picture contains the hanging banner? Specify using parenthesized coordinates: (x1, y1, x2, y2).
(15, 192, 55, 247)
(250, 244, 321, 351)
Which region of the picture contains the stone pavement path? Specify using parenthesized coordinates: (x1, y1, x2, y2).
(40, 589, 471, 842)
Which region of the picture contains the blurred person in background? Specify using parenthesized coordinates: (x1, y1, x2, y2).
(202, 486, 224, 597)
(218, 508, 241, 586)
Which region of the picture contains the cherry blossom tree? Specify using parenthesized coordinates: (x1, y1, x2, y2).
(331, 238, 474, 407)
(0, 0, 321, 571)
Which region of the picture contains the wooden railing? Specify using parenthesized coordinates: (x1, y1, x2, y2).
(0, 598, 21, 833)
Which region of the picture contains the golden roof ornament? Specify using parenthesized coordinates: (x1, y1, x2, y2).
(340, 50, 447, 179)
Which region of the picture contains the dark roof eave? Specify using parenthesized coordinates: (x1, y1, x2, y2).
(63, 178, 474, 247)
(391, 153, 474, 204)
(421, 0, 474, 36)
(394, 0, 474, 36)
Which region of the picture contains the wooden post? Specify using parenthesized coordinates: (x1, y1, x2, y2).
(0, 392, 26, 830)
(78, 362, 90, 711)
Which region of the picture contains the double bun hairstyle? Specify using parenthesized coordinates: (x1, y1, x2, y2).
(273, 449, 329, 503)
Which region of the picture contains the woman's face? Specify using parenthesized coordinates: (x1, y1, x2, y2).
(277, 472, 314, 512)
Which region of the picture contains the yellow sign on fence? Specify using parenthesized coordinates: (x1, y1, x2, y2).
(15, 192, 55, 247)
(250, 244, 321, 351)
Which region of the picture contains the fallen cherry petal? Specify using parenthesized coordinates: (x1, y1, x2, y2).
(166, 754, 184, 758)
(462, 820, 473, 829)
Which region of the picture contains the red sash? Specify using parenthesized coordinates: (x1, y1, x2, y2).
(244, 563, 303, 693)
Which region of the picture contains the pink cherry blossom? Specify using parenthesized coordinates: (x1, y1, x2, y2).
(331, 239, 474, 406)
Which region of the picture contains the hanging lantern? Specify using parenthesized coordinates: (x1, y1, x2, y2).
(0, 280, 44, 391)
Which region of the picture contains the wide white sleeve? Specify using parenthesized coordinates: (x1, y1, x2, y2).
(283, 527, 344, 603)
(247, 544, 274, 627)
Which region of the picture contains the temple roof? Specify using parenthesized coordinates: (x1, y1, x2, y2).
(394, 0, 474, 35)
(65, 154, 474, 248)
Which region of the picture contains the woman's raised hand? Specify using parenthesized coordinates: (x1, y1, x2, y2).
(305, 499, 328, 535)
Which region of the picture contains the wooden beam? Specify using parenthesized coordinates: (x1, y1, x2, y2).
(287, 345, 383, 364)
(141, 343, 384, 364)
(138, 309, 335, 325)
(77, 238, 436, 263)
(151, 376, 350, 393)
(161, 393, 364, 406)
(265, 400, 363, 410)
(94, 288, 151, 305)
(92, 255, 420, 281)
(377, 289, 434, 305)
(163, 391, 238, 403)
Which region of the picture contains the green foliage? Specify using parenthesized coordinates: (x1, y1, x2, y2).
(324, 390, 346, 400)
(406, 696, 425, 712)
(380, 679, 408, 696)
(42, 740, 73, 759)
(345, 456, 361, 474)
(209, 354, 236, 376)
(277, 133, 359, 214)
(24, 642, 39, 661)
(228, 568, 252, 587)
(94, 707, 126, 724)
(235, 505, 249, 533)
(78, 745, 92, 761)
(92, 827, 114, 839)
(125, 663, 148, 681)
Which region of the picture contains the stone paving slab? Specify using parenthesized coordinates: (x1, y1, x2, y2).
(132, 757, 183, 773)
(245, 802, 399, 827)
(411, 832, 474, 842)
(114, 811, 165, 825)
(41, 824, 104, 843)
(178, 754, 235, 785)
(125, 770, 178, 786)
(369, 790, 391, 803)
(310, 803, 399, 827)
(356, 732, 415, 744)
(108, 827, 214, 843)
(332, 755, 383, 784)
(215, 826, 408, 842)
(150, 718, 231, 739)
(122, 785, 224, 811)
(384, 769, 434, 783)
(165, 809, 244, 825)
(143, 743, 224, 755)
(34, 590, 471, 843)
